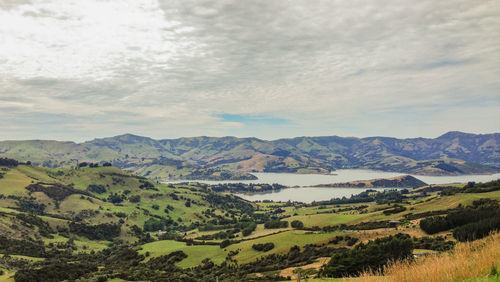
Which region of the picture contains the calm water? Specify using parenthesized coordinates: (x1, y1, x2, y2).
(165, 169, 500, 203)
(166, 169, 500, 186)
(235, 187, 397, 203)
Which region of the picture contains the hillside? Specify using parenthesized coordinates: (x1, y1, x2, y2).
(0, 159, 500, 281)
(0, 131, 499, 180)
(313, 175, 428, 189)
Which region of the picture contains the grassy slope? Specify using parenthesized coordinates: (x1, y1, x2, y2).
(1, 163, 499, 280)
(140, 230, 343, 267)
(359, 232, 500, 282)
(0, 165, 243, 246)
(135, 187, 500, 269)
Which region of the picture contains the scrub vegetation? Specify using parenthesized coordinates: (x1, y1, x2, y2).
(0, 157, 499, 281)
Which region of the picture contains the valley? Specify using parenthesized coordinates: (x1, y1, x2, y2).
(0, 157, 499, 281)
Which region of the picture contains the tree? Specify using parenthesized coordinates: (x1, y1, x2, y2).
(264, 220, 288, 229)
(129, 195, 141, 203)
(220, 240, 232, 249)
(143, 218, 165, 232)
(291, 220, 304, 229)
(252, 243, 275, 252)
(242, 222, 257, 236)
(320, 233, 413, 277)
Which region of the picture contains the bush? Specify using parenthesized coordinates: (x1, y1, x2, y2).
(107, 193, 125, 204)
(242, 222, 257, 236)
(291, 220, 304, 229)
(143, 218, 165, 232)
(69, 222, 121, 241)
(0, 158, 18, 167)
(87, 184, 106, 194)
(264, 220, 288, 229)
(320, 233, 413, 277)
(129, 195, 141, 203)
(383, 205, 406, 215)
(252, 243, 275, 252)
(346, 237, 359, 246)
(14, 262, 97, 282)
(453, 215, 500, 242)
(420, 199, 500, 235)
(220, 240, 232, 249)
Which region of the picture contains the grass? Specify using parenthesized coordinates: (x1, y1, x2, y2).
(43, 234, 110, 253)
(286, 213, 367, 228)
(359, 232, 500, 282)
(140, 230, 344, 267)
(0, 269, 14, 282)
(0, 167, 33, 195)
(0, 254, 43, 262)
(139, 240, 226, 268)
(227, 230, 343, 264)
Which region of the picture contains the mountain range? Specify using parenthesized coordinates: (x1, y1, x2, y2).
(0, 131, 498, 180)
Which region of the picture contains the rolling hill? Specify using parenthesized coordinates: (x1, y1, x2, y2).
(1, 158, 500, 281)
(0, 131, 498, 180)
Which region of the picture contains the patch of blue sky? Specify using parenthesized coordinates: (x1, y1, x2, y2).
(218, 114, 291, 126)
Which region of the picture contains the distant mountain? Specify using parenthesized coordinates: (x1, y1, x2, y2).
(0, 131, 499, 179)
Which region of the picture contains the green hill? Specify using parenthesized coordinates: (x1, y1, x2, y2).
(1, 158, 499, 281)
(1, 132, 499, 181)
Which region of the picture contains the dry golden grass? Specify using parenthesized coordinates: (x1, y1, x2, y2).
(358, 232, 500, 282)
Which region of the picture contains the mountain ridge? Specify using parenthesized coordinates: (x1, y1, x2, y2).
(0, 131, 499, 179)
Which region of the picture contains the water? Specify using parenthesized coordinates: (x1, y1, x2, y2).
(166, 169, 500, 186)
(164, 169, 500, 203)
(235, 187, 397, 203)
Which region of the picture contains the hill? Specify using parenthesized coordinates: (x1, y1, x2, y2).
(1, 159, 500, 281)
(0, 131, 499, 180)
(313, 175, 428, 188)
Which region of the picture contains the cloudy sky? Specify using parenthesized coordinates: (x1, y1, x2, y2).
(0, 0, 499, 141)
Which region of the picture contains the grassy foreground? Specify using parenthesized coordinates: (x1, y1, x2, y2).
(359, 232, 500, 282)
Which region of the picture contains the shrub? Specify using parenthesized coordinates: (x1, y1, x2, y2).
(129, 195, 141, 203)
(420, 199, 500, 235)
(69, 222, 121, 241)
(14, 262, 97, 282)
(252, 243, 275, 252)
(87, 184, 106, 194)
(320, 233, 413, 277)
(346, 237, 359, 246)
(107, 193, 125, 204)
(453, 215, 500, 242)
(291, 220, 304, 229)
(242, 222, 257, 236)
(220, 239, 232, 249)
(143, 218, 165, 232)
(383, 205, 406, 215)
(264, 220, 288, 229)
(0, 158, 18, 167)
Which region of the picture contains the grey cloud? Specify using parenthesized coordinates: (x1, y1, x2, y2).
(0, 0, 32, 10)
(0, 0, 499, 140)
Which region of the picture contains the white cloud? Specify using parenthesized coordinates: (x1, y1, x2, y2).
(0, 0, 499, 140)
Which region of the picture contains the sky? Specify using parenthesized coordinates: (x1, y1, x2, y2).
(0, 0, 499, 141)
